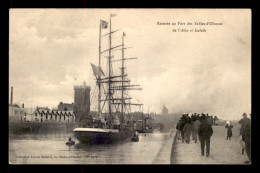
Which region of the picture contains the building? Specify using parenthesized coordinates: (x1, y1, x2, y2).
(74, 82, 91, 116)
(8, 86, 26, 122)
(9, 104, 25, 122)
(33, 109, 76, 123)
(162, 104, 168, 115)
(57, 102, 74, 111)
(9, 103, 76, 123)
(24, 108, 76, 123)
(37, 106, 50, 111)
(9, 81, 90, 123)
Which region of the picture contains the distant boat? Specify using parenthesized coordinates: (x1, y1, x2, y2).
(74, 15, 143, 144)
(136, 116, 154, 133)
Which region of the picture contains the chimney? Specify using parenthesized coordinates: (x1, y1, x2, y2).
(83, 81, 86, 87)
(22, 103, 24, 108)
(11, 86, 13, 105)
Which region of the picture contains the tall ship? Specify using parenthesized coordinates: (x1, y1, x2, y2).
(73, 14, 143, 144)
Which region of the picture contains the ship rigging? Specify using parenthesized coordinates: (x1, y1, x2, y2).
(73, 14, 144, 144)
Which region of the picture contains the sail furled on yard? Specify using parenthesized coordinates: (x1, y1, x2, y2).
(91, 63, 105, 76)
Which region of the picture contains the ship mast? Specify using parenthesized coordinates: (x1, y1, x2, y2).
(108, 15, 112, 127)
(94, 15, 144, 130)
(98, 20, 102, 119)
(121, 32, 125, 126)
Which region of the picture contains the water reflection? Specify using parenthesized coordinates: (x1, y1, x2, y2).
(9, 132, 171, 164)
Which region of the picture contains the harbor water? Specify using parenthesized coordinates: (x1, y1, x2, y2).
(9, 131, 175, 164)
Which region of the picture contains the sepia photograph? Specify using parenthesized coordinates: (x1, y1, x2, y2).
(9, 8, 251, 164)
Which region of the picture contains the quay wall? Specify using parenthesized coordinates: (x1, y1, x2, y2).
(9, 122, 78, 134)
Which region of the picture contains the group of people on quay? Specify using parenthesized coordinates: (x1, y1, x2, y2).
(176, 113, 214, 157)
(175, 112, 251, 163)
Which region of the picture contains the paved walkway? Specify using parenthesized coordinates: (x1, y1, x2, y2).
(171, 125, 249, 164)
(152, 129, 176, 164)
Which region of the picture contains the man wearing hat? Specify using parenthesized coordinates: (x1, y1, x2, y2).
(198, 116, 213, 157)
(239, 113, 251, 163)
(239, 113, 250, 138)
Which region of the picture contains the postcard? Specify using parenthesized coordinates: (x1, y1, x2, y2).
(9, 8, 251, 164)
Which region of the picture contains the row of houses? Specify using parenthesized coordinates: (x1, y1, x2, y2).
(30, 109, 76, 123)
(9, 105, 77, 123)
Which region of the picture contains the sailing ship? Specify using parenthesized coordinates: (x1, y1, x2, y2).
(73, 14, 143, 144)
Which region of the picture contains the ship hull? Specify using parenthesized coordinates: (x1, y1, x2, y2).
(73, 128, 136, 144)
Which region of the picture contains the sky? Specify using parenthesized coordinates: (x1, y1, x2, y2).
(9, 9, 251, 120)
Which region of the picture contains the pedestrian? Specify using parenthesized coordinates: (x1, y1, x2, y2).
(239, 113, 250, 137)
(180, 116, 186, 143)
(192, 117, 201, 143)
(239, 113, 250, 162)
(191, 119, 195, 140)
(210, 116, 213, 125)
(240, 113, 251, 163)
(213, 116, 218, 126)
(176, 119, 182, 140)
(198, 116, 213, 157)
(183, 119, 192, 144)
(225, 121, 233, 140)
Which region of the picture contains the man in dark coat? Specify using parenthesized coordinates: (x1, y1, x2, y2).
(239, 113, 250, 137)
(180, 117, 186, 143)
(240, 113, 251, 163)
(176, 119, 182, 140)
(198, 116, 213, 157)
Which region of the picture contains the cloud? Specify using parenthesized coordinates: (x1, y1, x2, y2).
(9, 9, 251, 120)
